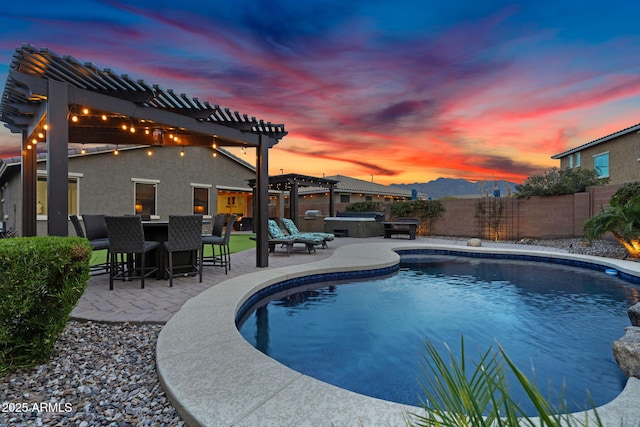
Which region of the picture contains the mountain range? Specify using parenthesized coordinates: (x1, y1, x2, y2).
(391, 178, 518, 199)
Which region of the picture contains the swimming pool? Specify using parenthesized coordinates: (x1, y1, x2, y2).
(238, 254, 639, 415)
(158, 241, 640, 426)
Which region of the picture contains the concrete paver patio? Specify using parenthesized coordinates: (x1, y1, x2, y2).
(72, 236, 370, 323)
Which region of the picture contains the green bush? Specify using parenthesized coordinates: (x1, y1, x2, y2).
(0, 237, 91, 374)
(516, 167, 606, 198)
(345, 201, 381, 212)
(389, 200, 446, 235)
(609, 182, 640, 207)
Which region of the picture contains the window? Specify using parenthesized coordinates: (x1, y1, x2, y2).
(593, 152, 609, 178)
(133, 179, 158, 216)
(365, 195, 373, 202)
(192, 185, 210, 215)
(340, 194, 350, 203)
(36, 173, 80, 217)
(568, 155, 573, 168)
(575, 152, 581, 167)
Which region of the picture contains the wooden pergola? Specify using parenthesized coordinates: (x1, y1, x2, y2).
(0, 44, 287, 267)
(247, 174, 339, 224)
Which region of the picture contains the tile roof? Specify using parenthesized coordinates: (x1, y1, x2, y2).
(299, 174, 414, 197)
(551, 123, 640, 159)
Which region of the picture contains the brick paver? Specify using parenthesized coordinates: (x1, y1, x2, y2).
(71, 237, 363, 323)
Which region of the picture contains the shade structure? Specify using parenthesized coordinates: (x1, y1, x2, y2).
(0, 44, 288, 267)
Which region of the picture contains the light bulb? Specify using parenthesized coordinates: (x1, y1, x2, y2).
(71, 115, 78, 122)
(180, 149, 185, 157)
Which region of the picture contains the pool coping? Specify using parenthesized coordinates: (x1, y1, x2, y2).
(156, 241, 640, 426)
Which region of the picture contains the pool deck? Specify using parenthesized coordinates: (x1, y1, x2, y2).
(74, 237, 640, 426)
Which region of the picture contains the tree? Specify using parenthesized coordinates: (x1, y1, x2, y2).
(584, 195, 640, 258)
(516, 167, 607, 198)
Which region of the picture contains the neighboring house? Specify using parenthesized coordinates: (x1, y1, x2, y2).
(551, 123, 640, 185)
(297, 174, 423, 216)
(0, 144, 255, 236)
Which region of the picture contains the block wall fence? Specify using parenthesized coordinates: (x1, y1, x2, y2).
(429, 184, 622, 240)
(297, 184, 623, 240)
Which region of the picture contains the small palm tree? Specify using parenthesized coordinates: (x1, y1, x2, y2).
(584, 197, 640, 258)
(407, 337, 602, 427)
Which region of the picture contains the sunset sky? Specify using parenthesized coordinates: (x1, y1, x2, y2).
(1, 1, 640, 185)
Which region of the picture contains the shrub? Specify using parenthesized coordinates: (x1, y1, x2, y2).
(609, 182, 640, 207)
(390, 200, 445, 235)
(345, 201, 381, 212)
(407, 337, 602, 427)
(516, 167, 606, 198)
(0, 237, 91, 374)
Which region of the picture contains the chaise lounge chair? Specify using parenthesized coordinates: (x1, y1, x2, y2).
(279, 217, 335, 248)
(267, 220, 322, 255)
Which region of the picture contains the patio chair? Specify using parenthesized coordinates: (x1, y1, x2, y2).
(164, 215, 203, 287)
(105, 215, 160, 290)
(201, 213, 227, 267)
(80, 214, 111, 274)
(201, 214, 236, 274)
(280, 217, 334, 248)
(267, 219, 321, 255)
(70, 214, 86, 238)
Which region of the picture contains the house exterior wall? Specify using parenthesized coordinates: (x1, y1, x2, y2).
(2, 146, 255, 236)
(0, 168, 21, 234)
(558, 131, 640, 185)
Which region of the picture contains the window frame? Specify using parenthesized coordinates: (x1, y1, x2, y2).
(593, 152, 609, 178)
(35, 170, 82, 220)
(132, 178, 160, 219)
(191, 183, 211, 217)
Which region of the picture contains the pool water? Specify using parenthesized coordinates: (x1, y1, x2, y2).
(238, 255, 639, 414)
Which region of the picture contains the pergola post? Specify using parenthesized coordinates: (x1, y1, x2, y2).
(21, 129, 37, 236)
(46, 80, 69, 236)
(255, 136, 270, 267)
(290, 179, 299, 224)
(329, 184, 335, 216)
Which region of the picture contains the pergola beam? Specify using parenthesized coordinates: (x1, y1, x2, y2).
(2, 45, 287, 267)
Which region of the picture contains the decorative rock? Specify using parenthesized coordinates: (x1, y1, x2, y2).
(629, 303, 640, 327)
(613, 326, 640, 378)
(467, 238, 482, 247)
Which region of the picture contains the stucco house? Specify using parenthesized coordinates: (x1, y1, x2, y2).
(0, 144, 255, 236)
(551, 123, 640, 185)
(297, 174, 421, 214)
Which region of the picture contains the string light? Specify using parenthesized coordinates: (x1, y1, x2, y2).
(114, 145, 119, 156)
(80, 144, 86, 154)
(82, 108, 89, 115)
(147, 148, 153, 156)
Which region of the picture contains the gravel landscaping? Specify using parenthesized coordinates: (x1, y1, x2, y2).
(0, 237, 633, 427)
